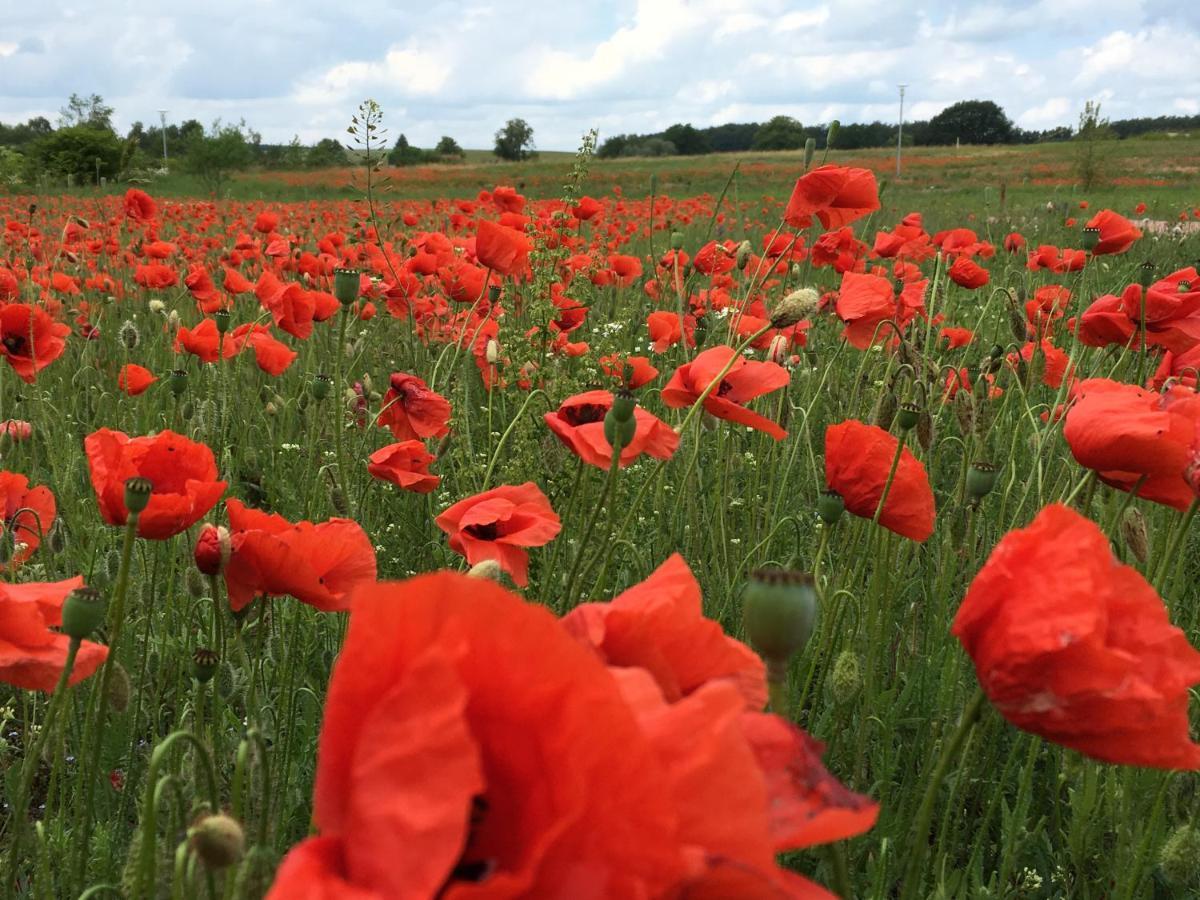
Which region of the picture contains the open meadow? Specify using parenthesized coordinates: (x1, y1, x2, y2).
(4, 126, 1200, 899)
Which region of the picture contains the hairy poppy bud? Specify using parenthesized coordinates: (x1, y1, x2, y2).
(1121, 507, 1149, 564)
(333, 268, 360, 306)
(467, 559, 503, 581)
(670, 231, 684, 251)
(735, 239, 752, 270)
(232, 846, 276, 899)
(310, 373, 331, 401)
(124, 477, 153, 515)
(897, 402, 920, 431)
(180, 400, 195, 421)
(825, 120, 840, 149)
(743, 568, 817, 677)
(62, 587, 106, 641)
(169, 369, 188, 396)
(166, 310, 181, 331)
(818, 489, 845, 526)
(966, 461, 999, 500)
(1082, 226, 1100, 253)
(188, 813, 245, 870)
(328, 484, 349, 517)
(485, 339, 501, 365)
(186, 567, 206, 598)
(1158, 825, 1200, 888)
(47, 517, 67, 554)
(803, 137, 816, 170)
(105, 548, 122, 582)
(435, 430, 453, 459)
(119, 320, 140, 350)
(214, 309, 231, 334)
(191, 647, 219, 684)
(828, 650, 862, 706)
(873, 391, 898, 430)
(194, 524, 231, 576)
(916, 409, 935, 452)
(106, 661, 131, 714)
(770, 287, 818, 328)
(766, 333, 789, 365)
(953, 389, 975, 434)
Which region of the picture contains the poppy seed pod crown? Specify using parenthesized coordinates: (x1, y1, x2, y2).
(124, 477, 153, 515)
(62, 587, 106, 641)
(742, 568, 817, 673)
(333, 267, 360, 306)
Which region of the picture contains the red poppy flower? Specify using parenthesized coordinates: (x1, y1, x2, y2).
(117, 363, 157, 396)
(1004, 232, 1027, 253)
(646, 310, 695, 352)
(599, 353, 658, 388)
(435, 483, 561, 587)
(474, 219, 531, 278)
(0, 303, 69, 383)
(784, 165, 881, 230)
(226, 324, 296, 376)
(377, 373, 452, 441)
(1085, 209, 1142, 256)
(825, 419, 936, 541)
(953, 503, 1200, 769)
(175, 318, 221, 363)
(123, 188, 157, 223)
(84, 429, 227, 540)
(367, 441, 441, 493)
(1, 420, 31, 442)
(940, 326, 974, 349)
(223, 499, 378, 613)
(0, 576, 107, 691)
(835, 271, 927, 349)
(544, 390, 679, 469)
(948, 256, 989, 289)
(1063, 379, 1200, 510)
(662, 345, 790, 440)
(0, 471, 55, 568)
(609, 253, 643, 286)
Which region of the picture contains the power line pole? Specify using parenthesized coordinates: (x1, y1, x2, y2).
(158, 109, 169, 168)
(896, 85, 907, 178)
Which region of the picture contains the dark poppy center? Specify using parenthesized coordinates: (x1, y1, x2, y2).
(716, 380, 734, 397)
(464, 522, 499, 541)
(3, 334, 27, 356)
(560, 403, 607, 426)
(445, 795, 494, 885)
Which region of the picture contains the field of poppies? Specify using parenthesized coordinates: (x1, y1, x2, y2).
(4, 112, 1200, 900)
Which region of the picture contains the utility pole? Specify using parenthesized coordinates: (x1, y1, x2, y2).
(158, 109, 169, 168)
(896, 84, 907, 178)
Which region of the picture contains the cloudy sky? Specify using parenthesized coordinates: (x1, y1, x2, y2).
(2, 0, 1198, 150)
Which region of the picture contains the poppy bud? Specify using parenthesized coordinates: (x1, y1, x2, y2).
(180, 400, 195, 421)
(188, 813, 245, 870)
(825, 120, 840, 149)
(1138, 261, 1155, 290)
(828, 650, 862, 706)
(735, 240, 752, 270)
(186, 567, 206, 598)
(873, 392, 898, 430)
(232, 846, 276, 899)
(169, 369, 188, 396)
(105, 548, 122, 582)
(966, 461, 999, 500)
(897, 402, 920, 431)
(770, 287, 818, 328)
(328, 484, 349, 517)
(119, 320, 140, 350)
(670, 231, 684, 251)
(1082, 226, 1100, 253)
(62, 587, 106, 641)
(124, 477, 153, 515)
(1121, 507, 1149, 565)
(916, 409, 935, 452)
(817, 489, 845, 526)
(742, 568, 817, 676)
(166, 310, 181, 331)
(435, 430, 453, 459)
(310, 374, 331, 401)
(1008, 308, 1028, 342)
(467, 559, 503, 581)
(485, 339, 501, 365)
(214, 309, 231, 334)
(803, 137, 816, 170)
(766, 333, 789, 365)
(106, 661, 131, 714)
(194, 524, 231, 576)
(333, 268, 360, 306)
(1158, 824, 1200, 888)
(191, 647, 219, 684)
(953, 390, 975, 434)
(47, 517, 67, 554)
(0, 530, 14, 568)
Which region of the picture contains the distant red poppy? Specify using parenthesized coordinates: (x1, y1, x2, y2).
(84, 428, 226, 540)
(0, 303, 70, 383)
(474, 219, 531, 278)
(223, 499, 378, 613)
(953, 503, 1200, 769)
(174, 318, 221, 363)
(435, 483, 561, 586)
(1063, 379, 1200, 510)
(0, 420, 31, 442)
(0, 576, 108, 691)
(377, 372, 452, 441)
(0, 471, 55, 568)
(367, 441, 441, 493)
(825, 419, 936, 541)
(1003, 232, 1026, 253)
(784, 165, 881, 230)
(226, 324, 296, 376)
(254, 211, 279, 234)
(1085, 209, 1142, 255)
(948, 256, 990, 289)
(646, 310, 695, 352)
(123, 188, 157, 223)
(662, 345, 790, 440)
(940, 326, 975, 349)
(599, 353, 658, 388)
(544, 390, 679, 469)
(117, 363, 157, 396)
(835, 271, 927, 349)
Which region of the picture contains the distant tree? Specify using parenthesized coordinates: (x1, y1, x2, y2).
(58, 93, 115, 133)
(178, 119, 205, 145)
(597, 134, 630, 159)
(388, 134, 428, 166)
(26, 125, 122, 182)
(434, 135, 464, 158)
(621, 137, 676, 158)
(661, 123, 710, 155)
(184, 120, 254, 193)
(307, 137, 347, 168)
(0, 117, 51, 149)
(705, 122, 759, 152)
(752, 116, 806, 151)
(925, 100, 1014, 145)
(1074, 100, 1114, 190)
(493, 118, 535, 161)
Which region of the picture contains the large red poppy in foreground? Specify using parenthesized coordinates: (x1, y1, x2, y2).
(0, 577, 107, 691)
(662, 345, 790, 440)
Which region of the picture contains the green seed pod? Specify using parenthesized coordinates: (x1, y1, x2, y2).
(603, 407, 637, 452)
(966, 461, 999, 500)
(62, 587, 107, 640)
(191, 648, 219, 684)
(124, 477, 153, 515)
(188, 813, 245, 871)
(1082, 226, 1100, 253)
(670, 231, 685, 251)
(828, 650, 863, 706)
(310, 373, 332, 401)
(333, 268, 360, 306)
(817, 490, 845, 526)
(1158, 825, 1200, 888)
(1138, 261, 1155, 291)
(214, 309, 231, 334)
(610, 388, 636, 423)
(742, 568, 817, 670)
(169, 368, 189, 396)
(897, 402, 920, 431)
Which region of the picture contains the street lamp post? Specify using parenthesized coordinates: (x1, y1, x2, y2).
(896, 85, 907, 178)
(158, 109, 169, 169)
